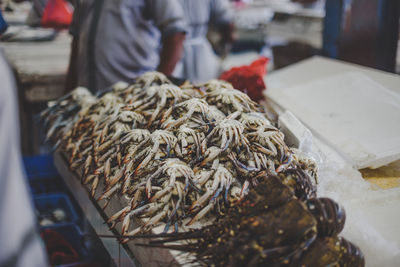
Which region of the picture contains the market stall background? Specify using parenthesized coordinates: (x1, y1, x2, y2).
(1, 0, 400, 266)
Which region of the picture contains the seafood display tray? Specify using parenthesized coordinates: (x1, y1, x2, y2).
(265, 56, 400, 169)
(53, 150, 185, 267)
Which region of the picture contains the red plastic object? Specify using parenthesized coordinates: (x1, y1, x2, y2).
(41, 0, 73, 29)
(220, 57, 269, 102)
(41, 229, 80, 265)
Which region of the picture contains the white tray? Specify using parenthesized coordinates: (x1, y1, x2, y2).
(266, 71, 400, 169)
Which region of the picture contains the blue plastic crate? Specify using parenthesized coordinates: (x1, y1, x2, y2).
(0, 10, 7, 35)
(23, 154, 58, 180)
(41, 224, 90, 266)
(29, 178, 65, 195)
(34, 193, 80, 226)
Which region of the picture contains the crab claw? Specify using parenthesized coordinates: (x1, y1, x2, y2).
(276, 154, 293, 173)
(97, 183, 121, 202)
(90, 176, 99, 197)
(189, 191, 212, 213)
(134, 153, 152, 176)
(83, 174, 96, 185)
(149, 186, 172, 203)
(121, 213, 131, 235)
(194, 146, 221, 172)
(240, 180, 250, 199)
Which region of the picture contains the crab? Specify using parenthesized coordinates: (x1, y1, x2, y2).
(207, 105, 226, 122)
(132, 130, 178, 176)
(120, 193, 174, 236)
(135, 71, 172, 89)
(127, 84, 187, 127)
(291, 148, 318, 182)
(108, 159, 198, 236)
(239, 112, 272, 131)
(120, 129, 151, 146)
(247, 125, 287, 159)
(98, 110, 146, 141)
(161, 98, 210, 130)
(204, 118, 250, 152)
(110, 81, 130, 93)
(41, 87, 96, 144)
(188, 164, 240, 226)
(228, 151, 269, 176)
(40, 87, 93, 122)
(93, 93, 124, 117)
(174, 124, 206, 161)
(205, 87, 260, 115)
(121, 130, 152, 168)
(200, 79, 234, 93)
(180, 83, 206, 98)
(143, 158, 195, 202)
(194, 146, 222, 172)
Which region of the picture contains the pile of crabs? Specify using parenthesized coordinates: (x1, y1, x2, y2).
(42, 72, 364, 266)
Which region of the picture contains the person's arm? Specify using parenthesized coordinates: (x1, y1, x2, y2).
(219, 22, 235, 44)
(157, 32, 185, 76)
(65, 37, 79, 93)
(150, 0, 187, 75)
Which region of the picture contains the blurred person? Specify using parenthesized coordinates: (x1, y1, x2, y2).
(8, 0, 47, 27)
(1, 0, 13, 11)
(66, 0, 187, 93)
(173, 0, 234, 83)
(12, 0, 73, 27)
(0, 19, 48, 266)
(25, 0, 47, 27)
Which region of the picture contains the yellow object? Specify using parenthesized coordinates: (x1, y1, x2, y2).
(361, 160, 400, 189)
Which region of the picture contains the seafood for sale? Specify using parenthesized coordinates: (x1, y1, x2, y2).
(41, 71, 365, 266)
(138, 175, 364, 267)
(42, 72, 320, 239)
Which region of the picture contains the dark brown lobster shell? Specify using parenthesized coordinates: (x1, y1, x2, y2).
(136, 175, 364, 267)
(306, 197, 346, 238)
(298, 236, 365, 267)
(278, 168, 317, 201)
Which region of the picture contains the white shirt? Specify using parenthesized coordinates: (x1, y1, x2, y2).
(173, 0, 233, 83)
(0, 49, 48, 267)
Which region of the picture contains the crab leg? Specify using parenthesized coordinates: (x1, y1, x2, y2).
(83, 174, 97, 185)
(149, 178, 175, 203)
(276, 154, 293, 173)
(145, 168, 163, 198)
(90, 176, 99, 197)
(143, 205, 169, 230)
(70, 158, 85, 170)
(97, 183, 121, 202)
(107, 206, 130, 226)
(106, 167, 125, 190)
(121, 203, 155, 234)
(187, 202, 214, 226)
